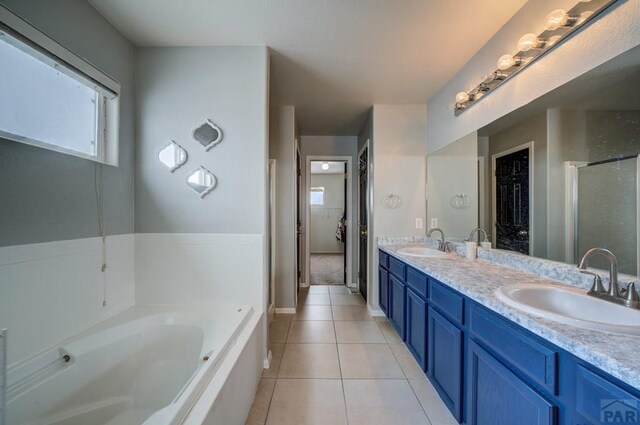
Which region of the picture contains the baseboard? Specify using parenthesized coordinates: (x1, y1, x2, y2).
(310, 251, 344, 255)
(347, 282, 358, 289)
(275, 307, 296, 314)
(368, 306, 385, 317)
(263, 349, 272, 369)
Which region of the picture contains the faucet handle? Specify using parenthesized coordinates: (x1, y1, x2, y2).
(580, 270, 605, 294)
(626, 283, 640, 303)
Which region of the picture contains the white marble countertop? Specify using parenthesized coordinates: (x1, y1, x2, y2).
(379, 242, 640, 390)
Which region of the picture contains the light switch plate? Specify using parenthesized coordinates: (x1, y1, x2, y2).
(416, 218, 423, 229)
(430, 218, 438, 228)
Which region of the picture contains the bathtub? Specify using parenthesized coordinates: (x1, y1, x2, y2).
(5, 304, 257, 425)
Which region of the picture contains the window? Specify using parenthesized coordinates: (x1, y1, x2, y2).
(310, 187, 325, 205)
(0, 5, 120, 164)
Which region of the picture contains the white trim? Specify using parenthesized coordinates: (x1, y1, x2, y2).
(263, 349, 272, 369)
(367, 306, 385, 317)
(305, 156, 353, 287)
(275, 307, 296, 314)
(268, 159, 277, 325)
(477, 156, 486, 231)
(491, 142, 534, 253)
(357, 140, 372, 303)
(294, 138, 301, 308)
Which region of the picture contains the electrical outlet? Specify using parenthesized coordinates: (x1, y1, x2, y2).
(415, 218, 423, 229)
(430, 218, 438, 228)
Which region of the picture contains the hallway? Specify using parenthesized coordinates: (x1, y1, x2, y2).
(246, 285, 457, 425)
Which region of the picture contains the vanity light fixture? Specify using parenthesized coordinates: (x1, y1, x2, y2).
(453, 0, 619, 116)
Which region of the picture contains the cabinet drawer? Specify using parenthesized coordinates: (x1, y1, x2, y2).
(575, 365, 640, 425)
(469, 304, 557, 395)
(430, 279, 464, 325)
(379, 250, 389, 268)
(406, 267, 428, 300)
(388, 256, 406, 280)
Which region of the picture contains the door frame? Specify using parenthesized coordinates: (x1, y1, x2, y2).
(491, 142, 534, 251)
(268, 159, 276, 323)
(477, 156, 486, 233)
(305, 156, 353, 286)
(357, 140, 371, 294)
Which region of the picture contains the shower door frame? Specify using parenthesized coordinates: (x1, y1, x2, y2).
(566, 155, 640, 275)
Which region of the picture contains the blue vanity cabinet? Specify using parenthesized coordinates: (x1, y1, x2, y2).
(467, 340, 556, 425)
(379, 267, 389, 315)
(405, 287, 428, 371)
(429, 306, 464, 422)
(389, 273, 406, 340)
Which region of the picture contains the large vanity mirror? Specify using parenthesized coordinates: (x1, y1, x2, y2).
(428, 45, 640, 276)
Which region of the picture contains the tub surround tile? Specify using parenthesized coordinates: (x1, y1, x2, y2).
(343, 379, 431, 425)
(338, 344, 404, 379)
(278, 344, 341, 378)
(245, 378, 276, 425)
(334, 321, 386, 343)
(287, 321, 336, 343)
(379, 241, 640, 389)
(266, 379, 348, 425)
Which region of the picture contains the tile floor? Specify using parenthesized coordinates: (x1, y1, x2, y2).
(246, 285, 458, 425)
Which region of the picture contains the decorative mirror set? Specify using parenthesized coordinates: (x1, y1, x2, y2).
(157, 120, 222, 198)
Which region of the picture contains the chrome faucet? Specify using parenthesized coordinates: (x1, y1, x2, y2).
(427, 228, 448, 252)
(467, 227, 488, 243)
(578, 248, 640, 309)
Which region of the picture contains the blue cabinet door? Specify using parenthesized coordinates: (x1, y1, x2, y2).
(428, 307, 463, 422)
(389, 273, 406, 340)
(379, 266, 389, 315)
(468, 340, 556, 425)
(406, 287, 428, 371)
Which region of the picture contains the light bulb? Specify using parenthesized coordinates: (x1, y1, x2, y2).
(544, 9, 570, 31)
(497, 54, 519, 71)
(455, 92, 469, 104)
(518, 33, 543, 51)
(321, 162, 329, 170)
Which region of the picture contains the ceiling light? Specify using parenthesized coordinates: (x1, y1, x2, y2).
(455, 92, 470, 104)
(321, 162, 329, 170)
(544, 9, 578, 31)
(518, 33, 546, 51)
(496, 54, 522, 71)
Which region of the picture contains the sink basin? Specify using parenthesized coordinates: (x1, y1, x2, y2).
(397, 247, 453, 258)
(496, 283, 640, 335)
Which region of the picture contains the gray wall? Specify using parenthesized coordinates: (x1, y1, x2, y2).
(135, 46, 269, 234)
(300, 136, 358, 283)
(0, 0, 135, 247)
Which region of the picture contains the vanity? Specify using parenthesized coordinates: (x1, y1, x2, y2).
(378, 244, 640, 425)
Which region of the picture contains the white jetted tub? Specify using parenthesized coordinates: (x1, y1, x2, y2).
(5, 305, 256, 425)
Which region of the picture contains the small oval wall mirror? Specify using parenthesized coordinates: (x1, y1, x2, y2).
(193, 119, 223, 151)
(186, 167, 217, 198)
(158, 141, 187, 172)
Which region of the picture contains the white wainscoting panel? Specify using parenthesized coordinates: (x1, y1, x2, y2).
(0, 234, 135, 366)
(134, 234, 265, 311)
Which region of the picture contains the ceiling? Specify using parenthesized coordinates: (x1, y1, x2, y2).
(88, 0, 527, 135)
(310, 161, 346, 174)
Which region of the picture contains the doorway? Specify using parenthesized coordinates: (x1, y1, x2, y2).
(305, 157, 352, 286)
(492, 143, 533, 255)
(358, 144, 369, 301)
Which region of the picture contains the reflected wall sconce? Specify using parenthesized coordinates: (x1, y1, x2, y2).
(453, 0, 619, 116)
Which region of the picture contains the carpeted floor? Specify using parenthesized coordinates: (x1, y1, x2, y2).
(310, 253, 344, 284)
